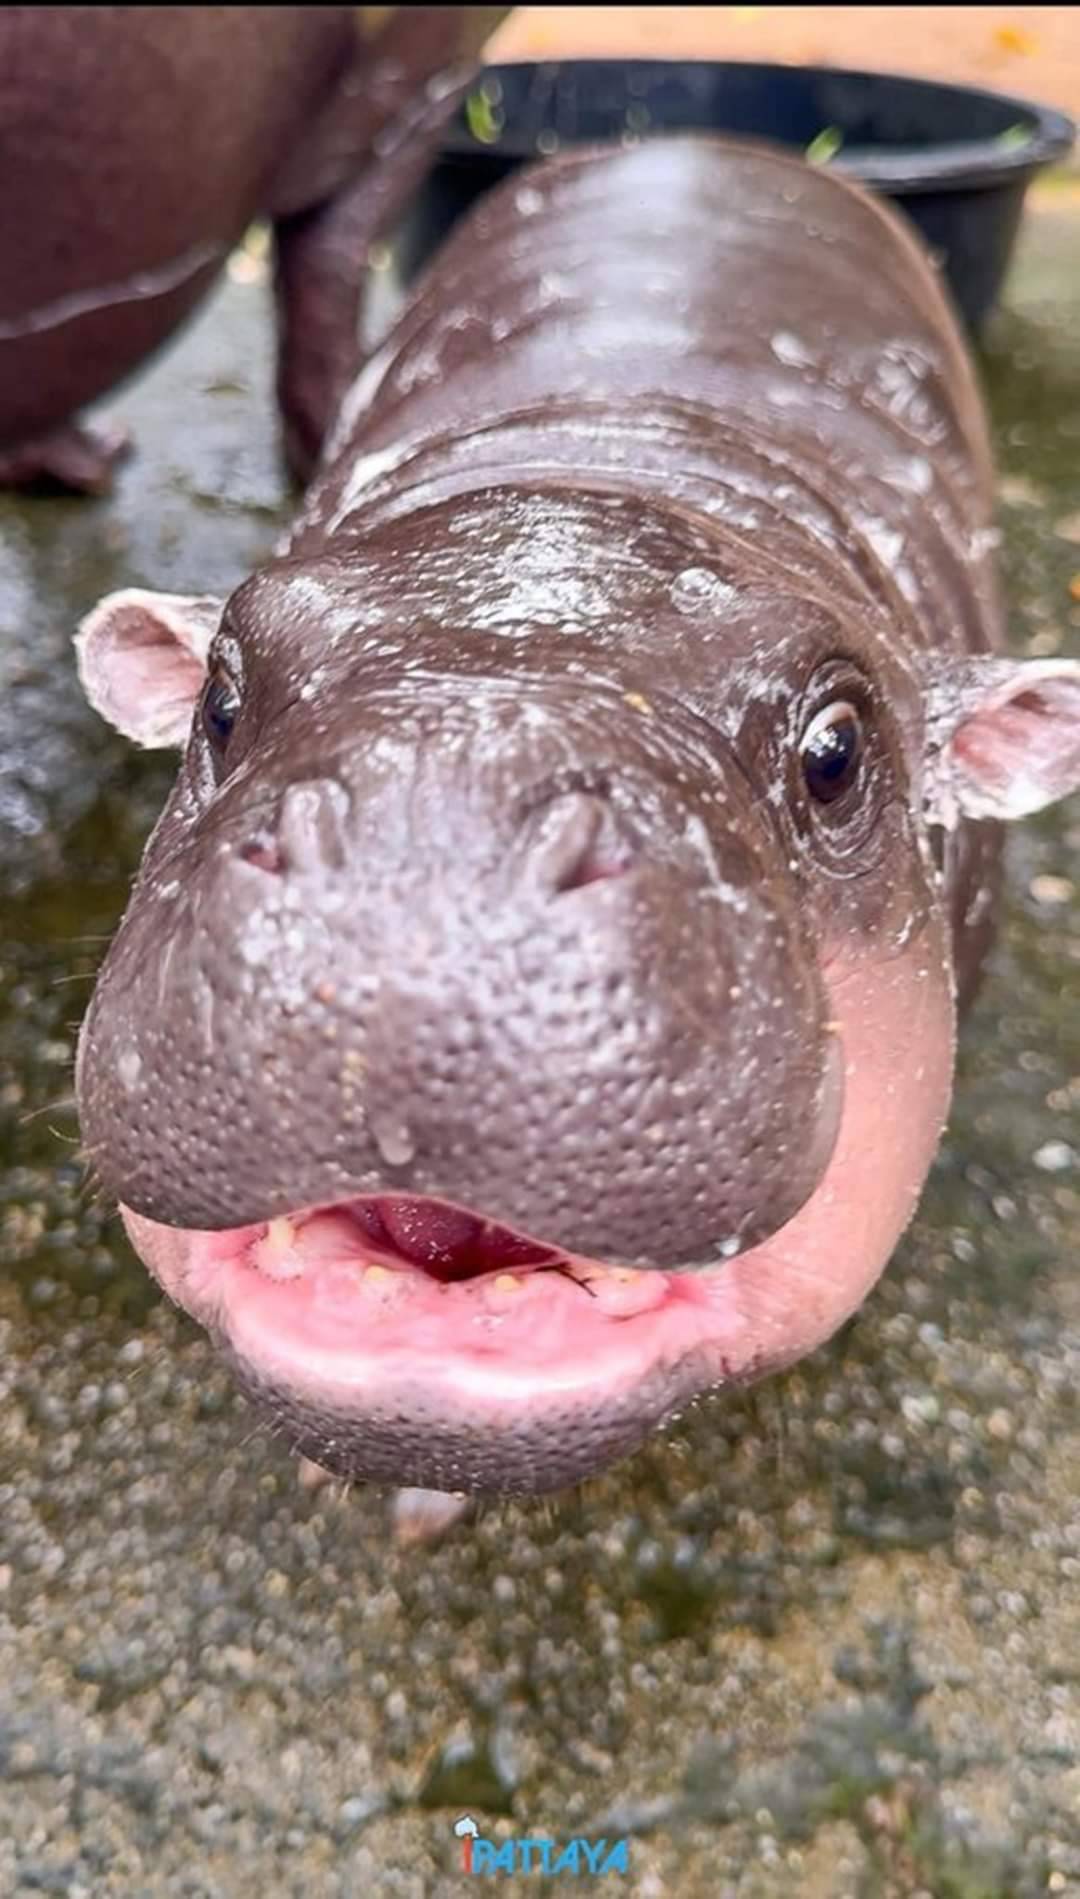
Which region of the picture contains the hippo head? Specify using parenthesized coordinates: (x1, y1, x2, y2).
(74, 492, 1080, 1491)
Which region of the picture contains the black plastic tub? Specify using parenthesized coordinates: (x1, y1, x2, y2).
(389, 59, 1075, 332)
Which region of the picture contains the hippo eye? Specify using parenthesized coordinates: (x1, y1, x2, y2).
(800, 700, 864, 804)
(201, 662, 241, 754)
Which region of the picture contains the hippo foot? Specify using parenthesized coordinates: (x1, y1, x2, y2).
(296, 1457, 471, 1544)
(390, 1487, 473, 1547)
(0, 418, 131, 493)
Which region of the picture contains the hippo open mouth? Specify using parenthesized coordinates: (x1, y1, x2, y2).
(122, 1191, 758, 1491)
(127, 1191, 730, 1394)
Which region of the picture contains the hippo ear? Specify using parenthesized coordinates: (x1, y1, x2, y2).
(74, 588, 224, 747)
(924, 653, 1080, 824)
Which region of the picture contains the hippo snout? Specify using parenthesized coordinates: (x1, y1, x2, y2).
(242, 781, 634, 894)
(77, 693, 841, 1271)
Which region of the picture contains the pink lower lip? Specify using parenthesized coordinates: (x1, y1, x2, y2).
(122, 1194, 728, 1406)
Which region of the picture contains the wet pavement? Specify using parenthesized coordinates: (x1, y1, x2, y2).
(2, 184, 1080, 1897)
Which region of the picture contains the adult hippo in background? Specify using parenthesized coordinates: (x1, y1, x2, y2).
(73, 137, 1080, 1496)
(0, 4, 504, 490)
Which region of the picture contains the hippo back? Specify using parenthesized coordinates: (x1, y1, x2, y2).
(301, 137, 1001, 662)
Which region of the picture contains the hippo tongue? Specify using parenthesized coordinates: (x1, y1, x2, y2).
(377, 1196, 558, 1282)
(379, 1199, 482, 1270)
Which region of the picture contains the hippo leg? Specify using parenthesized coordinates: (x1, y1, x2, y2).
(272, 70, 475, 486)
(268, 4, 508, 484)
(0, 417, 130, 494)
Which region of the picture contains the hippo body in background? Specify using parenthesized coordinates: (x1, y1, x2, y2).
(74, 138, 1080, 1495)
(0, 4, 501, 489)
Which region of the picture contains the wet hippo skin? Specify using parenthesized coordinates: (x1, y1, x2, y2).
(73, 138, 1080, 1495)
(0, 5, 504, 490)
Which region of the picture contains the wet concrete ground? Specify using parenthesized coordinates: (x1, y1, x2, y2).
(1, 185, 1080, 1896)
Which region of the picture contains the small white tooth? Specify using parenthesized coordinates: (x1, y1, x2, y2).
(485, 1272, 527, 1310)
(588, 1268, 667, 1317)
(353, 1261, 407, 1308)
(253, 1216, 304, 1280)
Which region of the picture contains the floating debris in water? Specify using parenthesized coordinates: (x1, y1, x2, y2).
(1032, 1141, 1076, 1174)
(998, 473, 1045, 508)
(1029, 874, 1074, 906)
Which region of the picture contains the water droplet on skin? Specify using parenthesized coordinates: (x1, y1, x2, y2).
(770, 331, 815, 369)
(117, 1047, 141, 1092)
(671, 567, 736, 613)
(370, 1110, 416, 1168)
(883, 455, 932, 497)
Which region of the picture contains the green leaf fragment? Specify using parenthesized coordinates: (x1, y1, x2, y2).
(805, 125, 844, 165)
(466, 88, 501, 146)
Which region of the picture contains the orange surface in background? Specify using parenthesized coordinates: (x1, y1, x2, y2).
(486, 7, 1080, 131)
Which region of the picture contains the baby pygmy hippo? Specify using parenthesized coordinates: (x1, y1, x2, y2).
(75, 138, 1080, 1494)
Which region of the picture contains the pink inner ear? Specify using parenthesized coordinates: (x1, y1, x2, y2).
(951, 669, 1080, 821)
(95, 610, 205, 733)
(75, 589, 222, 748)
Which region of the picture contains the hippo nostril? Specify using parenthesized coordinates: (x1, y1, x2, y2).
(240, 834, 285, 875)
(275, 778, 349, 874)
(527, 791, 636, 895)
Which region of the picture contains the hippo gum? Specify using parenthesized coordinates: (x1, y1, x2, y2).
(0, 4, 503, 490)
(73, 139, 1080, 1495)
